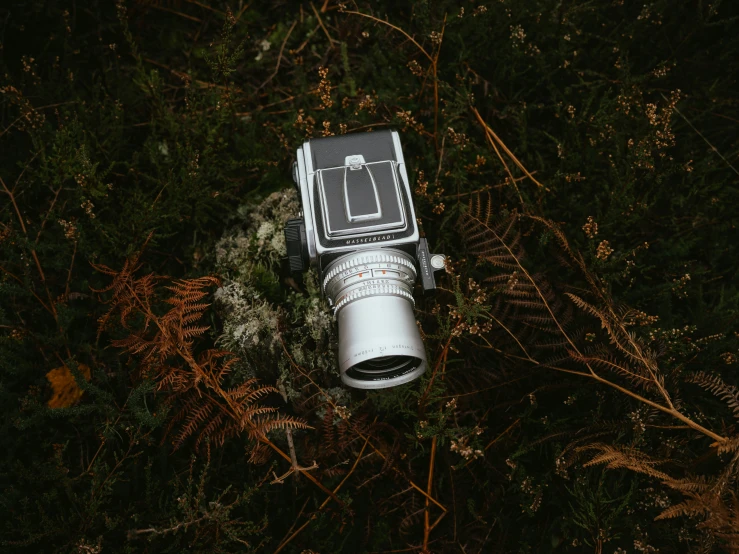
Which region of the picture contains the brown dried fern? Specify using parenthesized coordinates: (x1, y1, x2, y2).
(92, 241, 308, 457)
(581, 443, 739, 550)
(92, 241, 350, 507)
(458, 190, 727, 443)
(467, 109, 739, 550)
(687, 372, 739, 421)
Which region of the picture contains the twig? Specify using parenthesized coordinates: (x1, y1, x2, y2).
(472, 111, 525, 208)
(147, 4, 202, 22)
(0, 264, 52, 314)
(184, 0, 226, 16)
(143, 58, 242, 92)
(347, 122, 390, 132)
(665, 93, 739, 177)
(34, 186, 62, 245)
(439, 376, 529, 399)
(273, 434, 373, 554)
(483, 418, 521, 452)
(418, 320, 460, 413)
(310, 1, 337, 45)
(291, 24, 321, 54)
(472, 106, 545, 189)
(256, 20, 297, 92)
(234, 2, 251, 23)
(428, 510, 447, 533)
(435, 134, 446, 189)
(10, 149, 41, 195)
(0, 102, 78, 140)
(65, 240, 77, 300)
(1, 175, 29, 237)
(271, 460, 318, 484)
(0, 175, 58, 322)
(441, 174, 534, 200)
(341, 10, 432, 62)
(422, 436, 438, 552)
(432, 15, 447, 152)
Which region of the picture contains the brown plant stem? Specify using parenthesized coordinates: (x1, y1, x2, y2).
(310, 1, 336, 46)
(472, 109, 525, 207)
(418, 317, 461, 413)
(472, 106, 545, 189)
(422, 436, 438, 552)
(432, 15, 446, 152)
(256, 20, 297, 92)
(273, 433, 373, 554)
(1, 175, 67, 356)
(441, 174, 535, 201)
(341, 10, 432, 62)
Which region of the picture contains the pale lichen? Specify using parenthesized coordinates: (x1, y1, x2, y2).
(213, 188, 339, 394)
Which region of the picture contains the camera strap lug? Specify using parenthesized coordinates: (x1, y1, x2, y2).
(416, 238, 445, 295)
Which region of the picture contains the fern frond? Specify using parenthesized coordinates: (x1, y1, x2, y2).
(506, 299, 548, 310)
(568, 352, 653, 389)
(321, 406, 336, 456)
(715, 436, 739, 455)
(579, 443, 673, 481)
(248, 442, 272, 464)
(250, 415, 311, 438)
(530, 337, 571, 350)
(664, 475, 712, 494)
(459, 192, 524, 268)
(182, 325, 211, 339)
(687, 372, 739, 420)
(656, 496, 713, 520)
(565, 293, 612, 330)
(94, 258, 306, 458)
(194, 411, 227, 451)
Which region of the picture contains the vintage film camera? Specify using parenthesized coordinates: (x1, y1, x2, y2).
(284, 130, 445, 389)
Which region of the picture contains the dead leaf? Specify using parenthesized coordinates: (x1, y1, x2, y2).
(46, 363, 91, 409)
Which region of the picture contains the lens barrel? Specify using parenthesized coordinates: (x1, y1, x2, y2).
(323, 249, 427, 389)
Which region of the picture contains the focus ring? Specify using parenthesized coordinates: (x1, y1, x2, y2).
(333, 284, 415, 315)
(323, 252, 417, 293)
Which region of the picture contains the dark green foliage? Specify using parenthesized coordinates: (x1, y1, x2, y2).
(1, 0, 738, 552)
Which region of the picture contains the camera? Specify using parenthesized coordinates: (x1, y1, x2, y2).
(284, 130, 445, 389)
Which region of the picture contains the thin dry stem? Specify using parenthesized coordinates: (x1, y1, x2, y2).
(341, 10, 433, 62)
(422, 436, 438, 552)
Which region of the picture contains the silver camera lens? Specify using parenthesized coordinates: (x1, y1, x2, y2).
(323, 248, 427, 389)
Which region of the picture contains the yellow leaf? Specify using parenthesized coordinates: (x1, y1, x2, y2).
(46, 363, 91, 409)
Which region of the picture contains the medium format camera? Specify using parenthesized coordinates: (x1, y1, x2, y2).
(284, 130, 445, 390)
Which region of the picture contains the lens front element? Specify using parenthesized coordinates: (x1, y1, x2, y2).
(323, 249, 427, 389)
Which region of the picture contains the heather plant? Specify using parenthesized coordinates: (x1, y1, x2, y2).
(1, 0, 738, 553)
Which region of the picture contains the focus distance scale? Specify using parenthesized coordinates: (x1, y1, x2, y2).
(323, 250, 417, 312)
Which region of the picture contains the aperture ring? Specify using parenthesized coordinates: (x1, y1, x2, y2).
(323, 252, 417, 293)
(332, 284, 415, 316)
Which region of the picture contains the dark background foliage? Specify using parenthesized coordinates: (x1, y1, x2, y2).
(1, 0, 738, 552)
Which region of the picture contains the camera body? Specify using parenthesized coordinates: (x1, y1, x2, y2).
(284, 130, 444, 389)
